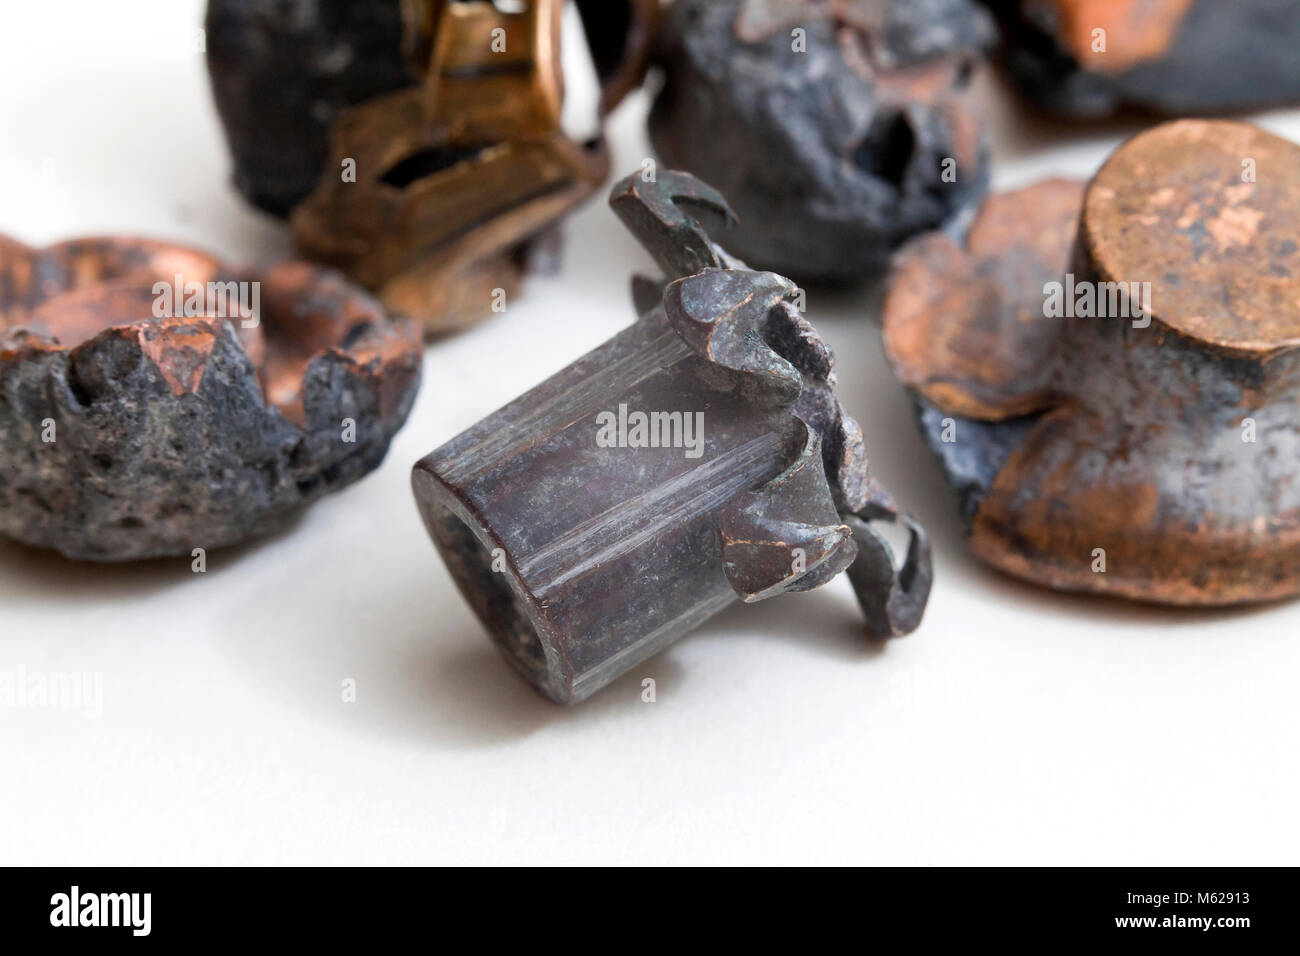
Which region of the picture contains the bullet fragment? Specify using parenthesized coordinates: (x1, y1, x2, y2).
(883, 120, 1300, 605)
(413, 169, 932, 703)
(0, 235, 421, 561)
(206, 0, 659, 334)
(649, 0, 994, 283)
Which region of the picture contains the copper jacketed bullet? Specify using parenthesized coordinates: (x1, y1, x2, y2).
(0, 236, 421, 561)
(884, 119, 1300, 605)
(207, 0, 660, 335)
(414, 170, 932, 703)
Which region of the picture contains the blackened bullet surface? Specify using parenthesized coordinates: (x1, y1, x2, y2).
(983, 0, 1300, 118)
(205, 0, 417, 217)
(649, 0, 994, 284)
(0, 236, 422, 561)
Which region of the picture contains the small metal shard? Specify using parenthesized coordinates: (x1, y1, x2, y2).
(844, 512, 933, 637)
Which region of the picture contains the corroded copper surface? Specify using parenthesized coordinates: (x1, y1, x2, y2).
(1082, 120, 1300, 353)
(0, 235, 422, 561)
(1048, 0, 1192, 72)
(286, 0, 658, 335)
(0, 239, 419, 426)
(986, 0, 1300, 117)
(883, 119, 1300, 606)
(883, 178, 1083, 420)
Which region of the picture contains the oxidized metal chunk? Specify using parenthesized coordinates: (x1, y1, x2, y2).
(413, 170, 932, 703)
(206, 0, 659, 335)
(883, 119, 1300, 605)
(0, 235, 421, 561)
(983, 0, 1300, 117)
(649, 0, 994, 283)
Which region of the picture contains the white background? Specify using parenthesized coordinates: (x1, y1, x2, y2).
(3, 0, 1299, 865)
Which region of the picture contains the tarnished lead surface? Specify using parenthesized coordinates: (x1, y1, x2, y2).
(413, 170, 931, 704)
(649, 0, 993, 283)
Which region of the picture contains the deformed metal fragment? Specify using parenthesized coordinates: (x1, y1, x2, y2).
(883, 177, 1083, 421)
(649, 0, 994, 283)
(0, 235, 422, 561)
(206, 0, 659, 336)
(844, 512, 932, 638)
(412, 169, 932, 704)
(883, 119, 1300, 606)
(983, 0, 1300, 117)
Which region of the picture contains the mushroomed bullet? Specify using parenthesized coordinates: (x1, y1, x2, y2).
(649, 0, 994, 283)
(206, 0, 660, 335)
(883, 120, 1300, 605)
(412, 170, 932, 703)
(0, 236, 422, 561)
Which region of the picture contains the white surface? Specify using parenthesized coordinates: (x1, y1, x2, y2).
(3, 1, 1300, 866)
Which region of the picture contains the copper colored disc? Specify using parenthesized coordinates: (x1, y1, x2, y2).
(1082, 119, 1300, 354)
